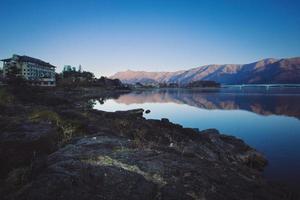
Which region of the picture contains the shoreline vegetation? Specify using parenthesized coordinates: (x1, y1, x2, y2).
(128, 80, 221, 89)
(0, 69, 298, 199)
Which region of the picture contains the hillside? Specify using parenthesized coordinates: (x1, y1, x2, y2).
(110, 57, 300, 85)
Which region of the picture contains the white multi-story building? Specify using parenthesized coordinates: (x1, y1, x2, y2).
(1, 54, 56, 86)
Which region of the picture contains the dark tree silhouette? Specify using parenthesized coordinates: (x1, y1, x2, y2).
(6, 66, 26, 86)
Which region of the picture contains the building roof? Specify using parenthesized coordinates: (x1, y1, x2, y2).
(0, 58, 11, 62)
(1, 55, 56, 68)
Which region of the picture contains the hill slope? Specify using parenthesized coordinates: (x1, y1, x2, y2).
(110, 57, 300, 85)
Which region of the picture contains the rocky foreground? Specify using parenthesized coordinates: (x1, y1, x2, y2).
(0, 87, 296, 200)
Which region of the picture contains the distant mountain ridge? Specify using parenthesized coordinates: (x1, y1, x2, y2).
(110, 57, 300, 85)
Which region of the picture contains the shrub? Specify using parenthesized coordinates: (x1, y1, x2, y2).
(0, 88, 14, 105)
(29, 109, 87, 144)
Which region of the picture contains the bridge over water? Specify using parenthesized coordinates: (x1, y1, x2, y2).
(222, 84, 300, 90)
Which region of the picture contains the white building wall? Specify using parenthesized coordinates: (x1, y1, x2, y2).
(2, 58, 56, 86)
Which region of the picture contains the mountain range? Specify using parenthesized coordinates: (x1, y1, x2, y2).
(110, 57, 300, 85)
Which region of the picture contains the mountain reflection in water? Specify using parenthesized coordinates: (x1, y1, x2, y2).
(115, 88, 300, 119)
(94, 87, 300, 189)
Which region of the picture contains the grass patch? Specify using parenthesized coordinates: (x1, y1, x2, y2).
(29, 109, 87, 144)
(83, 155, 167, 186)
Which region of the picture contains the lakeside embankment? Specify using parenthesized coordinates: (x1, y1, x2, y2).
(0, 86, 297, 200)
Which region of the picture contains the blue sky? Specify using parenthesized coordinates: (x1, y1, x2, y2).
(0, 0, 300, 77)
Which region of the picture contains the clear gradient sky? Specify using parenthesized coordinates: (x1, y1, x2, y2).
(1, 0, 300, 77)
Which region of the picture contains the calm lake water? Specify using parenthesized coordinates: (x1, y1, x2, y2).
(94, 87, 300, 189)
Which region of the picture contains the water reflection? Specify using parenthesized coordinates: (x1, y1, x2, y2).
(115, 88, 300, 119)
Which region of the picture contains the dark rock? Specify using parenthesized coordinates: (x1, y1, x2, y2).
(115, 109, 144, 119)
(145, 109, 151, 114)
(7, 131, 289, 200)
(161, 118, 169, 123)
(0, 121, 58, 179)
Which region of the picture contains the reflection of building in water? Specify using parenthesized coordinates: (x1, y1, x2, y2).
(1, 54, 56, 86)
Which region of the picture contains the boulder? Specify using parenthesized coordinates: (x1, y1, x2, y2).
(0, 121, 58, 179)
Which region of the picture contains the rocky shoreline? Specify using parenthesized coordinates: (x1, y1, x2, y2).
(0, 86, 296, 200)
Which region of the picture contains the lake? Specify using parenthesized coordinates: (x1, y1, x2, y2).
(94, 87, 300, 189)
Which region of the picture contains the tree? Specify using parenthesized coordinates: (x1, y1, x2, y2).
(63, 65, 72, 72)
(0, 67, 3, 80)
(5, 66, 26, 86)
(78, 65, 82, 72)
(0, 67, 3, 84)
(81, 71, 95, 80)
